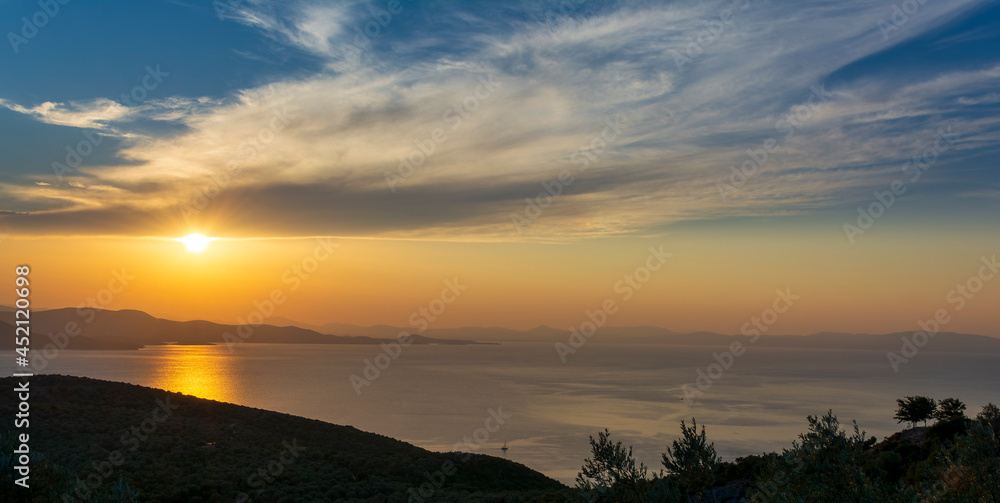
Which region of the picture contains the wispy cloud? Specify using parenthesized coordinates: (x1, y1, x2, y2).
(0, 0, 997, 239)
(0, 98, 129, 129)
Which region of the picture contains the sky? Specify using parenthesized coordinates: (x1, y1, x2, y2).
(1, 0, 998, 335)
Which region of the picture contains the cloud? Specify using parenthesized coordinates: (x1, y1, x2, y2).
(225, 0, 357, 65)
(1, 0, 998, 239)
(958, 92, 1000, 105)
(0, 95, 222, 138)
(0, 98, 129, 129)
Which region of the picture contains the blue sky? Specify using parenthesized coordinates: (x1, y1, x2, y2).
(0, 0, 998, 239)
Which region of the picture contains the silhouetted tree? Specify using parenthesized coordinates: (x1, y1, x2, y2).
(978, 403, 1000, 431)
(894, 396, 937, 428)
(749, 411, 909, 502)
(934, 397, 967, 422)
(661, 418, 720, 498)
(576, 429, 649, 503)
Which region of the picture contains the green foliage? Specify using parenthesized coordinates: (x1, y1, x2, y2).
(865, 451, 906, 483)
(575, 429, 649, 503)
(748, 410, 912, 503)
(934, 398, 968, 422)
(978, 402, 1000, 432)
(90, 477, 141, 503)
(660, 418, 720, 498)
(579, 399, 1000, 503)
(745, 400, 1000, 503)
(716, 453, 778, 483)
(0, 432, 73, 503)
(920, 421, 1000, 502)
(925, 417, 969, 449)
(895, 396, 938, 428)
(0, 432, 140, 503)
(644, 476, 684, 503)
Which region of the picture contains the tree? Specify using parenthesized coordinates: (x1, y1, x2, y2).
(749, 410, 908, 503)
(894, 396, 937, 428)
(978, 403, 1000, 431)
(661, 418, 721, 498)
(576, 429, 649, 503)
(934, 397, 967, 422)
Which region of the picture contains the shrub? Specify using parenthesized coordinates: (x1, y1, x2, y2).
(749, 410, 910, 503)
(922, 421, 1000, 502)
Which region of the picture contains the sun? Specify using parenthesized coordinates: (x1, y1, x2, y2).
(177, 233, 213, 253)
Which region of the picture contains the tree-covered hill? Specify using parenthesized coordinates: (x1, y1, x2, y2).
(0, 375, 571, 503)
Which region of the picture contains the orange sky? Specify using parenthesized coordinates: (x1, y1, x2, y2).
(6, 218, 998, 337)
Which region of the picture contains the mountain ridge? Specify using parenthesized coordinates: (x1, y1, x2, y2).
(3, 307, 998, 354)
(264, 315, 1000, 353)
(0, 308, 490, 350)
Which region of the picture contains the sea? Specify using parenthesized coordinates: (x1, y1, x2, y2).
(4, 341, 999, 484)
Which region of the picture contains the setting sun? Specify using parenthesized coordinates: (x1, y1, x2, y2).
(177, 233, 213, 253)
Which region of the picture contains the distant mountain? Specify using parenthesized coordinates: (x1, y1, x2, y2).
(264, 319, 688, 343)
(264, 317, 565, 342)
(0, 304, 52, 312)
(796, 331, 1000, 353)
(0, 308, 489, 350)
(6, 307, 997, 354)
(264, 316, 1000, 353)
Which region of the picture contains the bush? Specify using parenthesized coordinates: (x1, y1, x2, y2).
(925, 417, 969, 448)
(922, 421, 1000, 502)
(749, 410, 911, 503)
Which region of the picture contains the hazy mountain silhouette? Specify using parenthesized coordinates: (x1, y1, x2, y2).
(4, 307, 998, 353)
(0, 308, 488, 350)
(266, 316, 1000, 352)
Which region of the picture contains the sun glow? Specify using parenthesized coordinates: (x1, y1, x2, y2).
(177, 233, 213, 253)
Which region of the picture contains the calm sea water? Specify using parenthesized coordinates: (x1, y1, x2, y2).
(5, 342, 999, 483)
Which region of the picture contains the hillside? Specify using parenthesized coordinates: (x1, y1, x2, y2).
(0, 375, 570, 503)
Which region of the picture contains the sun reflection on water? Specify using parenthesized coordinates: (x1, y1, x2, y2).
(145, 345, 236, 403)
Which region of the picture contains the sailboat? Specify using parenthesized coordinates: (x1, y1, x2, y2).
(501, 440, 508, 457)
